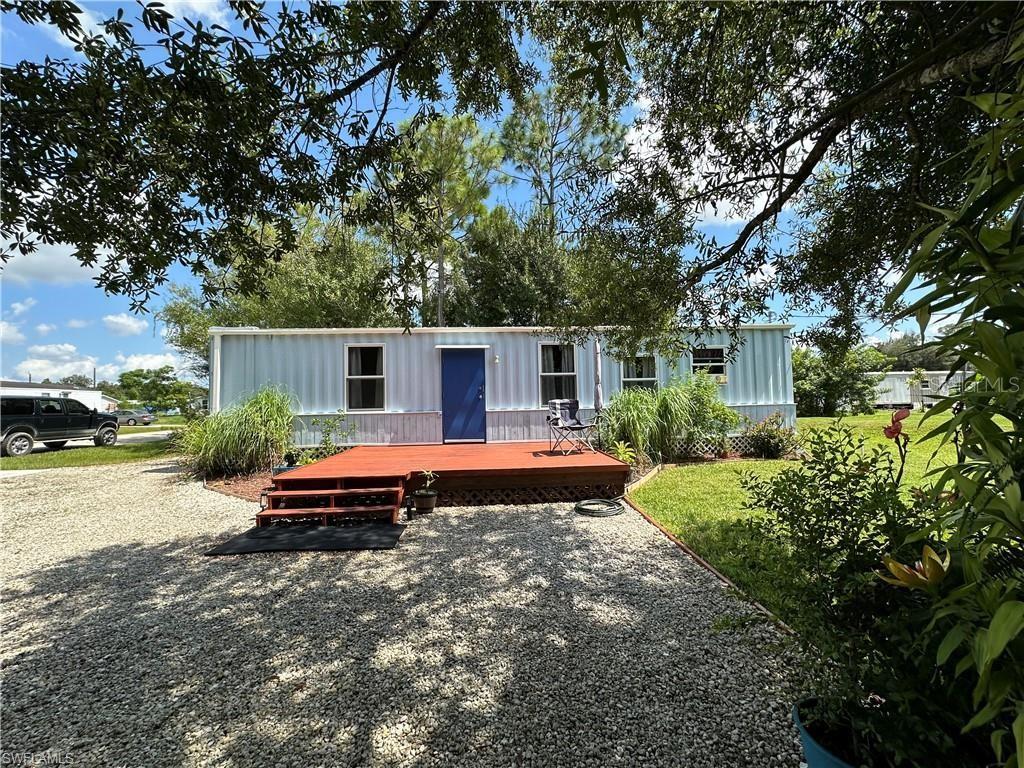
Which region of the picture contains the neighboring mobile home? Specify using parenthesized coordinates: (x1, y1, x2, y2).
(209, 325, 795, 446)
(872, 369, 971, 409)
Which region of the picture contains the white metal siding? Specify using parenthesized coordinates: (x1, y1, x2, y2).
(214, 326, 795, 444)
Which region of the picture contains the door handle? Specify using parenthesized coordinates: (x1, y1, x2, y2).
(478, 385, 484, 400)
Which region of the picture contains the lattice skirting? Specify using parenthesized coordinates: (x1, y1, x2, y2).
(665, 434, 760, 459)
(437, 484, 625, 507)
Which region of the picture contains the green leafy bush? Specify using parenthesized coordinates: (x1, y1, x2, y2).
(741, 412, 798, 458)
(743, 424, 982, 765)
(296, 413, 356, 464)
(176, 387, 294, 477)
(793, 345, 890, 416)
(882, 68, 1024, 767)
(679, 372, 740, 455)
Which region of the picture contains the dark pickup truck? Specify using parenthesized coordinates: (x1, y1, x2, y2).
(1, 395, 119, 457)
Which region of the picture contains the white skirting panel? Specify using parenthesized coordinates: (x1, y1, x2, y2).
(294, 412, 442, 446)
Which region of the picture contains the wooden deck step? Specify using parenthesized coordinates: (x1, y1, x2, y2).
(267, 487, 400, 498)
(256, 504, 399, 527)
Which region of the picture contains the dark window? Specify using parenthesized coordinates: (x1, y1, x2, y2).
(346, 345, 385, 410)
(623, 355, 657, 390)
(691, 348, 726, 376)
(347, 379, 385, 411)
(1, 398, 34, 416)
(39, 399, 64, 415)
(65, 399, 91, 415)
(540, 344, 577, 404)
(347, 346, 383, 377)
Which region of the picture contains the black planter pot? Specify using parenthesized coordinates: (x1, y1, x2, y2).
(413, 489, 438, 513)
(793, 699, 856, 768)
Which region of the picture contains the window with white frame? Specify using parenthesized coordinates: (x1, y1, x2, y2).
(346, 345, 385, 410)
(539, 344, 577, 403)
(622, 355, 657, 390)
(691, 347, 726, 376)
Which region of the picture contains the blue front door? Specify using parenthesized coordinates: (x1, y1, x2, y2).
(441, 348, 486, 442)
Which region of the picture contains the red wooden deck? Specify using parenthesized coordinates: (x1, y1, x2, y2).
(258, 442, 630, 527)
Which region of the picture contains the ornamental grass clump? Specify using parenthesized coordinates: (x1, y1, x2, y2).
(599, 379, 698, 462)
(176, 387, 295, 478)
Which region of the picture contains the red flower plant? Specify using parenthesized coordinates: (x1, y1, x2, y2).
(884, 408, 911, 439)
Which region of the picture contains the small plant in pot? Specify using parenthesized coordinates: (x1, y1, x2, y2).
(412, 470, 439, 513)
(272, 450, 300, 476)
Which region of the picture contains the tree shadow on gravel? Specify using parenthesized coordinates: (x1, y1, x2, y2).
(1, 507, 802, 768)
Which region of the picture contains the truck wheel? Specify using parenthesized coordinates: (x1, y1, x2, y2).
(126, 418, 137, 426)
(43, 441, 68, 450)
(3, 432, 34, 457)
(94, 427, 118, 447)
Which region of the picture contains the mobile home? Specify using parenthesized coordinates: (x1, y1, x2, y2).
(872, 370, 970, 409)
(209, 325, 795, 446)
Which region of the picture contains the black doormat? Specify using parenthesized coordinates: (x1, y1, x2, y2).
(205, 523, 405, 555)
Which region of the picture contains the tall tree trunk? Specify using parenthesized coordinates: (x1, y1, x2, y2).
(436, 237, 446, 326)
(420, 257, 430, 327)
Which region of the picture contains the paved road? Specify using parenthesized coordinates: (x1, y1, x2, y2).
(31, 429, 174, 452)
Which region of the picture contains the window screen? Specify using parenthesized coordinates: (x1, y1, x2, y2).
(346, 346, 385, 410)
(691, 348, 726, 376)
(540, 344, 577, 403)
(623, 355, 657, 390)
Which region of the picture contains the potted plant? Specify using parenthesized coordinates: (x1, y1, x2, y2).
(272, 450, 300, 476)
(412, 469, 439, 513)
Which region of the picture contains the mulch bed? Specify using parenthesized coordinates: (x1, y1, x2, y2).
(205, 473, 271, 503)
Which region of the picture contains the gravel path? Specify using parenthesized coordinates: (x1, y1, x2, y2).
(1, 461, 802, 767)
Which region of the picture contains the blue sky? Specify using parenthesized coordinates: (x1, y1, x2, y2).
(0, 1, 226, 383)
(0, 2, 915, 384)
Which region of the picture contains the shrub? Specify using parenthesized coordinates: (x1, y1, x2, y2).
(741, 412, 798, 458)
(296, 413, 356, 464)
(678, 372, 739, 456)
(743, 424, 982, 765)
(176, 387, 294, 477)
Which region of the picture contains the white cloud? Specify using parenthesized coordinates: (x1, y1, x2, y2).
(0, 321, 26, 345)
(66, 319, 91, 329)
(10, 297, 37, 316)
(35, 323, 57, 336)
(746, 263, 778, 287)
(2, 242, 100, 285)
(10, 341, 182, 382)
(43, 5, 107, 49)
(27, 343, 79, 359)
(114, 352, 179, 371)
(160, 0, 230, 25)
(13, 342, 112, 381)
(103, 313, 148, 336)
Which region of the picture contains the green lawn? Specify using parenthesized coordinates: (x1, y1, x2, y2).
(0, 439, 174, 470)
(630, 409, 959, 623)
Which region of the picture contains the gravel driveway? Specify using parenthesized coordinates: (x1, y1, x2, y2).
(1, 461, 802, 768)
